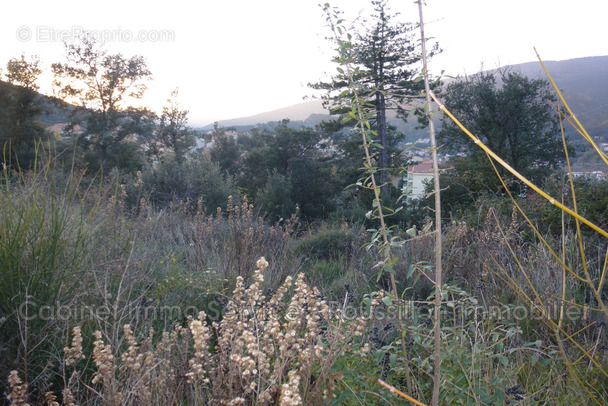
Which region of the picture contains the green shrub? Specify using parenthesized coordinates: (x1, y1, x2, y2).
(294, 228, 355, 260)
(143, 152, 236, 212)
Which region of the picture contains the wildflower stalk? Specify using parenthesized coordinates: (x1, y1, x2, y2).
(321, 3, 398, 297)
(378, 379, 428, 406)
(416, 2, 443, 404)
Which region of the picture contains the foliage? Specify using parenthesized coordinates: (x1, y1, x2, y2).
(238, 121, 337, 219)
(0, 56, 48, 169)
(312, 0, 435, 195)
(209, 123, 241, 175)
(438, 70, 567, 187)
(52, 36, 152, 174)
(3, 8, 608, 405)
(0, 162, 91, 391)
(433, 54, 608, 403)
(294, 227, 355, 260)
(143, 152, 236, 212)
(147, 89, 197, 166)
(5, 257, 386, 405)
(0, 153, 606, 404)
(256, 170, 294, 221)
(382, 285, 568, 405)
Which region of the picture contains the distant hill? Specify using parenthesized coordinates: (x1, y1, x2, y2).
(494, 55, 608, 141)
(199, 100, 329, 130)
(0, 80, 71, 126)
(4, 55, 608, 144)
(199, 99, 430, 142)
(201, 55, 608, 145)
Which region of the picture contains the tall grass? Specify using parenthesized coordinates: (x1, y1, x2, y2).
(0, 156, 96, 396)
(427, 53, 608, 404)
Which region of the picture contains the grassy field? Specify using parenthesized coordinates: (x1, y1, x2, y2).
(1, 156, 607, 405)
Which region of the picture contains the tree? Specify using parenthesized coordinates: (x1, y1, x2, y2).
(238, 121, 337, 219)
(5, 55, 42, 90)
(312, 0, 436, 195)
(0, 55, 47, 169)
(153, 89, 197, 166)
(439, 70, 564, 182)
(144, 151, 235, 211)
(256, 171, 294, 220)
(436, 70, 568, 215)
(52, 36, 152, 173)
(209, 123, 241, 175)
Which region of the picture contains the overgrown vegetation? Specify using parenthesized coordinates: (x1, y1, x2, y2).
(2, 1, 608, 405)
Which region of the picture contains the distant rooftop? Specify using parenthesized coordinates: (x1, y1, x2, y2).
(408, 159, 434, 174)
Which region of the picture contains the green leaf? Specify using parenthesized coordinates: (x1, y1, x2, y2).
(531, 353, 539, 366)
(498, 355, 508, 367)
(407, 264, 415, 279)
(539, 357, 553, 366)
(382, 296, 393, 306)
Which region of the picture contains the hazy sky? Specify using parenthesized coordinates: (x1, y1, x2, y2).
(2, 0, 606, 125)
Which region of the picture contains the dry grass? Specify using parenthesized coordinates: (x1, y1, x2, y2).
(6, 258, 382, 405)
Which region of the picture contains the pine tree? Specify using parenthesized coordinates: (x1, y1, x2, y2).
(312, 0, 438, 195)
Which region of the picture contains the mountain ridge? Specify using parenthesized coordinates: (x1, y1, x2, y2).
(201, 55, 608, 142)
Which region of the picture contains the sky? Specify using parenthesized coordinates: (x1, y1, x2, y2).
(2, 0, 607, 125)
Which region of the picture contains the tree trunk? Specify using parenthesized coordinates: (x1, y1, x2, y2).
(376, 92, 389, 197)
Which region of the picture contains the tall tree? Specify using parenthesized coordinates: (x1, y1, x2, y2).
(438, 70, 564, 184)
(5, 55, 42, 90)
(154, 89, 197, 166)
(312, 0, 436, 195)
(52, 36, 152, 173)
(238, 121, 337, 219)
(435, 70, 569, 216)
(209, 123, 241, 175)
(0, 55, 47, 169)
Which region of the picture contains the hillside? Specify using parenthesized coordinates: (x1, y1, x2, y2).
(200, 99, 430, 142)
(202, 56, 608, 145)
(0, 80, 71, 126)
(498, 55, 608, 141)
(4, 55, 608, 143)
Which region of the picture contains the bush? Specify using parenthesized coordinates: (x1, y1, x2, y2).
(294, 228, 355, 260)
(144, 152, 236, 212)
(0, 165, 95, 395)
(256, 171, 295, 221)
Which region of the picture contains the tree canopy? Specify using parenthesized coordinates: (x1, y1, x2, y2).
(312, 0, 436, 196)
(0, 55, 47, 169)
(438, 70, 564, 183)
(52, 36, 152, 173)
(435, 70, 569, 215)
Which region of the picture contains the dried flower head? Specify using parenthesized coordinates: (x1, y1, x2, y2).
(62, 387, 76, 406)
(64, 326, 85, 367)
(44, 391, 60, 406)
(256, 256, 269, 271)
(279, 370, 302, 405)
(7, 370, 29, 406)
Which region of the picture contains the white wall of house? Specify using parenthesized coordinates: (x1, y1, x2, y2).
(406, 171, 433, 200)
(405, 159, 434, 200)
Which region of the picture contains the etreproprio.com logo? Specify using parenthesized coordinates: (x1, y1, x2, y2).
(16, 26, 175, 45)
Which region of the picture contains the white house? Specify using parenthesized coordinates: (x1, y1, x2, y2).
(405, 159, 434, 200)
